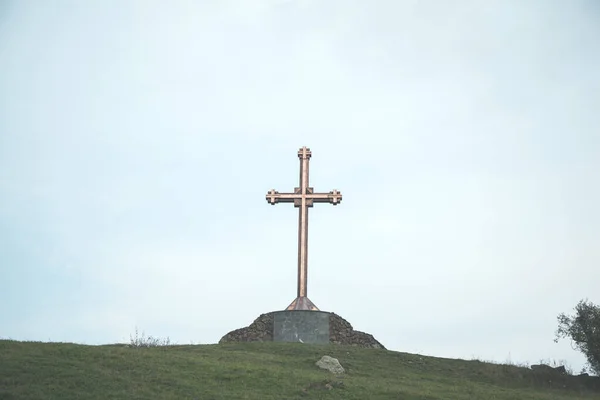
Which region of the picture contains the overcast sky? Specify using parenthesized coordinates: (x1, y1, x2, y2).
(1, 0, 599, 373)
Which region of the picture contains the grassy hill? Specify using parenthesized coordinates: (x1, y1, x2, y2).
(1, 339, 598, 400)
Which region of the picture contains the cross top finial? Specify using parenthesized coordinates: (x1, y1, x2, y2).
(298, 146, 312, 160)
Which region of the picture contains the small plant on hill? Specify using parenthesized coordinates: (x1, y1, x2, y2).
(128, 327, 172, 348)
(555, 299, 600, 375)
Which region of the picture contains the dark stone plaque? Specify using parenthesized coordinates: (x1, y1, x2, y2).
(272, 310, 330, 344)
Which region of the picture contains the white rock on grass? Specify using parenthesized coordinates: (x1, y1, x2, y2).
(316, 356, 345, 374)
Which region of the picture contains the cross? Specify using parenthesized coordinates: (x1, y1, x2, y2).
(266, 146, 342, 311)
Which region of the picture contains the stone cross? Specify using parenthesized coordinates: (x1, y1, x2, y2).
(266, 146, 342, 311)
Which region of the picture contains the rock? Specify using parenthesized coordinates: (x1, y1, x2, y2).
(316, 355, 345, 374)
(218, 313, 274, 344)
(329, 313, 386, 349)
(530, 364, 567, 375)
(554, 365, 567, 375)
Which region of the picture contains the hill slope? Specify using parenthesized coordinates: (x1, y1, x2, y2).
(0, 340, 598, 399)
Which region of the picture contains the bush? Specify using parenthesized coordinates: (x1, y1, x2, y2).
(555, 299, 600, 375)
(128, 327, 172, 348)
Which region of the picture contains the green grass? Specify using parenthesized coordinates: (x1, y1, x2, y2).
(0, 339, 598, 399)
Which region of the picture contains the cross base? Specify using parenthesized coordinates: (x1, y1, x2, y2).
(286, 296, 320, 311)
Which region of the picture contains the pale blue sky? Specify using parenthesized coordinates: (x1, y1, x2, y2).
(1, 0, 599, 372)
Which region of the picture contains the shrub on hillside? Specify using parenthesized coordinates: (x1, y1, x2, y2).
(555, 299, 600, 375)
(128, 327, 171, 348)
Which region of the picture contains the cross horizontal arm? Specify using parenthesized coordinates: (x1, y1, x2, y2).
(265, 189, 342, 205)
(306, 192, 342, 203)
(268, 193, 296, 203)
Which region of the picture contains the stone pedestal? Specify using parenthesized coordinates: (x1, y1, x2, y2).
(219, 311, 386, 349)
(272, 310, 330, 344)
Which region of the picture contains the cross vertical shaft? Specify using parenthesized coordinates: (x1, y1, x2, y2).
(266, 146, 342, 311)
(297, 147, 310, 299)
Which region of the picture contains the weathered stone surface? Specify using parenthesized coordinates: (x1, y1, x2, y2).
(329, 312, 386, 349)
(218, 313, 274, 344)
(273, 310, 330, 344)
(219, 311, 385, 349)
(316, 355, 345, 374)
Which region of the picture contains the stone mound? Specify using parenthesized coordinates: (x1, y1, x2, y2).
(328, 312, 386, 349)
(219, 311, 385, 349)
(219, 312, 275, 343)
